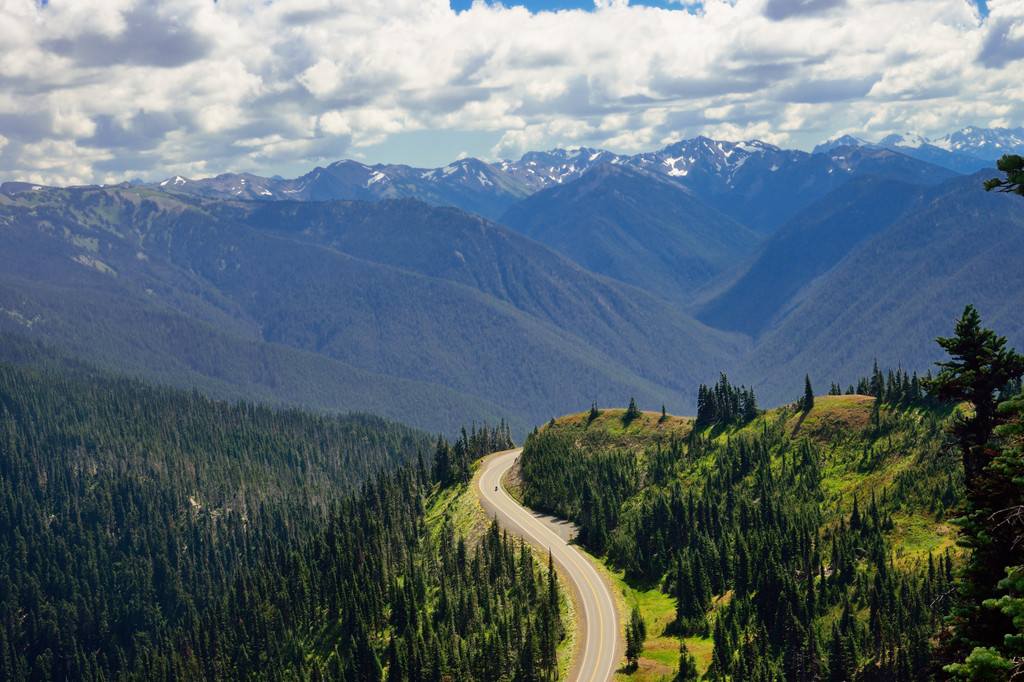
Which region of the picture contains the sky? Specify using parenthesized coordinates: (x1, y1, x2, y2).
(0, 0, 1020, 186)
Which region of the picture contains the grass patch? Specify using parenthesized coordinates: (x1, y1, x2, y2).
(547, 408, 693, 456)
(426, 464, 489, 545)
(891, 512, 957, 563)
(787, 394, 876, 440)
(681, 636, 713, 675)
(557, 575, 578, 682)
(586, 558, 709, 682)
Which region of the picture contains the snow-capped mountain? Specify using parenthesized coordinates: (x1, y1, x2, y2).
(634, 137, 787, 178)
(153, 158, 532, 220)
(814, 131, 936, 156)
(494, 136, 956, 233)
(497, 147, 626, 190)
(643, 138, 957, 232)
(154, 172, 279, 200)
(937, 126, 1024, 157)
(812, 135, 870, 153)
(814, 126, 1024, 173)
(146, 126, 1010, 232)
(496, 138, 803, 192)
(634, 137, 809, 188)
(877, 132, 929, 149)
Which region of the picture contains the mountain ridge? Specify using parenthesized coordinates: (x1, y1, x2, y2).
(813, 126, 1024, 174)
(90, 126, 1001, 233)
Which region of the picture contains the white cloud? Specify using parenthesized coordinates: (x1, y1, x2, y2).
(0, 0, 1019, 184)
(52, 106, 96, 138)
(317, 111, 353, 137)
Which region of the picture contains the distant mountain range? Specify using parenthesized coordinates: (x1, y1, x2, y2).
(150, 157, 532, 222)
(505, 140, 961, 235)
(2, 126, 1023, 435)
(813, 126, 1024, 174)
(7, 126, 1009, 233)
(114, 125, 1017, 231)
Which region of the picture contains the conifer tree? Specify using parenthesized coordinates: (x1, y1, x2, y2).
(925, 306, 1024, 672)
(676, 639, 700, 681)
(626, 604, 647, 668)
(802, 374, 814, 412)
(710, 616, 732, 679)
(625, 626, 639, 669)
(924, 304, 1024, 483)
(983, 154, 1024, 195)
(624, 396, 642, 423)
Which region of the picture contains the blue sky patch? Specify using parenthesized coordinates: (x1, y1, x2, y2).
(450, 0, 688, 12)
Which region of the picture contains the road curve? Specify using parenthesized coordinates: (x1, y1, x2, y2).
(477, 448, 620, 682)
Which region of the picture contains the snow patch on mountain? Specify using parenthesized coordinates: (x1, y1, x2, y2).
(366, 171, 388, 187)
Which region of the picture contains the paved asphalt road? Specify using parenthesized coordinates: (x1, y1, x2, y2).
(477, 448, 620, 682)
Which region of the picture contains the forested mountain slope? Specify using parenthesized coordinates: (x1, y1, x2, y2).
(211, 195, 740, 355)
(0, 281, 513, 437)
(498, 164, 761, 307)
(0, 357, 419, 677)
(0, 356, 566, 681)
(696, 175, 921, 336)
(739, 172, 1024, 404)
(0, 186, 747, 434)
(2, 166, 1019, 435)
(518, 378, 963, 680)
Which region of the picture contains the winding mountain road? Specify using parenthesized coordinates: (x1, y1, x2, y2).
(476, 448, 620, 682)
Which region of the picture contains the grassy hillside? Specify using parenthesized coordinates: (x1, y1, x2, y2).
(519, 393, 962, 680)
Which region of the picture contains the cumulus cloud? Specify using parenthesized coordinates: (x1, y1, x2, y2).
(978, 0, 1024, 67)
(0, 0, 1017, 185)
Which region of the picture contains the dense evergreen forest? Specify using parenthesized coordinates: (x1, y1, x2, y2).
(0, 349, 566, 680)
(3, 304, 1022, 680)
(520, 345, 1024, 680)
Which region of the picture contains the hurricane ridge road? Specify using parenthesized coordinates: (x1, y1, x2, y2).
(477, 448, 620, 682)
